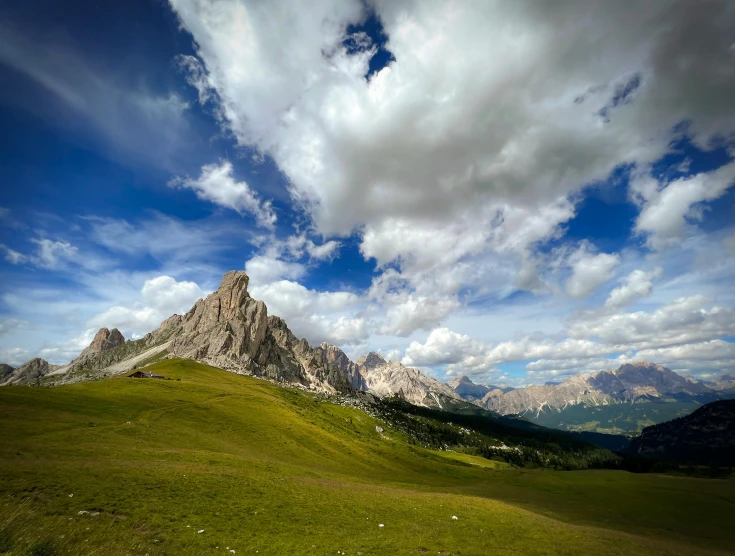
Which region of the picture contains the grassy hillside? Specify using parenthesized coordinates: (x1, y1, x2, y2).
(526, 399, 716, 434)
(0, 360, 733, 555)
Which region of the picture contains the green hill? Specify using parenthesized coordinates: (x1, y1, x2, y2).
(0, 359, 733, 555)
(526, 399, 716, 434)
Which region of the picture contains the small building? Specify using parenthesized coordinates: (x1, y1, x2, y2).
(128, 370, 165, 379)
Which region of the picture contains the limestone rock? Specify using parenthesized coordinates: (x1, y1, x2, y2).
(318, 343, 366, 390)
(76, 328, 125, 362)
(3, 358, 60, 385)
(158, 271, 353, 393)
(318, 344, 465, 409)
(479, 362, 716, 416)
(0, 363, 15, 383)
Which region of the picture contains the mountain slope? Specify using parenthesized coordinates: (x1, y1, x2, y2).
(629, 399, 735, 466)
(0, 359, 732, 555)
(0, 363, 14, 382)
(1, 358, 61, 385)
(27, 271, 353, 394)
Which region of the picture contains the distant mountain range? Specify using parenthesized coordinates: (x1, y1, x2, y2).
(2, 270, 732, 439)
(447, 368, 735, 434)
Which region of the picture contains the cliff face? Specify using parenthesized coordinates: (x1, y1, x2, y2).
(160, 271, 353, 393)
(1, 358, 61, 385)
(317, 345, 465, 409)
(75, 328, 126, 363)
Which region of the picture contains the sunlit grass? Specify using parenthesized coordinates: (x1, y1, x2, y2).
(1, 359, 732, 555)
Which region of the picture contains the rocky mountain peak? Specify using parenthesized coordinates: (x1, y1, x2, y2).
(316, 343, 365, 390)
(357, 351, 386, 370)
(447, 375, 492, 399)
(161, 271, 353, 393)
(0, 363, 16, 382)
(74, 327, 126, 364)
(90, 328, 125, 353)
(2, 357, 60, 385)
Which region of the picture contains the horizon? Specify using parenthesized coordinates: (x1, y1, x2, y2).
(2, 1, 735, 388)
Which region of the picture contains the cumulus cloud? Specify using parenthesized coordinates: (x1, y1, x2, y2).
(605, 267, 662, 308)
(0, 347, 29, 366)
(565, 242, 620, 299)
(404, 294, 735, 380)
(250, 279, 367, 345)
(632, 161, 735, 249)
(171, 0, 735, 243)
(170, 160, 276, 228)
(141, 276, 205, 315)
(168, 0, 735, 351)
(88, 275, 205, 337)
(403, 327, 498, 376)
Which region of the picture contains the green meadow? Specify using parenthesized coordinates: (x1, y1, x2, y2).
(0, 359, 733, 555)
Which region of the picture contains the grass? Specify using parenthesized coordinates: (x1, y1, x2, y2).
(0, 359, 733, 555)
(529, 400, 716, 434)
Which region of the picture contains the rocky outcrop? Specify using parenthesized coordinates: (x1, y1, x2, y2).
(479, 362, 717, 416)
(2, 358, 61, 385)
(319, 342, 366, 390)
(448, 376, 492, 400)
(15, 271, 354, 392)
(318, 344, 466, 409)
(160, 271, 353, 393)
(75, 328, 125, 362)
(0, 363, 14, 383)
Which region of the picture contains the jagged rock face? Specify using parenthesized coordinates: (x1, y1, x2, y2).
(162, 271, 352, 393)
(359, 356, 465, 409)
(448, 376, 491, 400)
(0, 363, 15, 382)
(357, 352, 387, 370)
(2, 358, 60, 385)
(25, 271, 354, 393)
(318, 345, 467, 409)
(76, 328, 125, 362)
(170, 271, 270, 370)
(318, 343, 366, 390)
(479, 362, 716, 416)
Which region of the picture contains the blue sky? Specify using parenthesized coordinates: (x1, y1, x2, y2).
(1, 0, 734, 386)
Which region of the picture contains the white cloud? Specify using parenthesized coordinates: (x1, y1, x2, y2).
(0, 347, 29, 367)
(172, 0, 735, 241)
(140, 276, 205, 315)
(245, 252, 306, 286)
(605, 267, 662, 308)
(632, 161, 735, 249)
(31, 239, 78, 268)
(170, 160, 276, 229)
(88, 275, 206, 338)
(250, 279, 366, 346)
(1, 243, 27, 264)
(379, 294, 460, 337)
(403, 327, 497, 376)
(1, 238, 77, 269)
(565, 242, 620, 299)
(403, 293, 735, 381)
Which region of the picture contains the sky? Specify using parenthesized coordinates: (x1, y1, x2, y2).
(1, 0, 734, 387)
